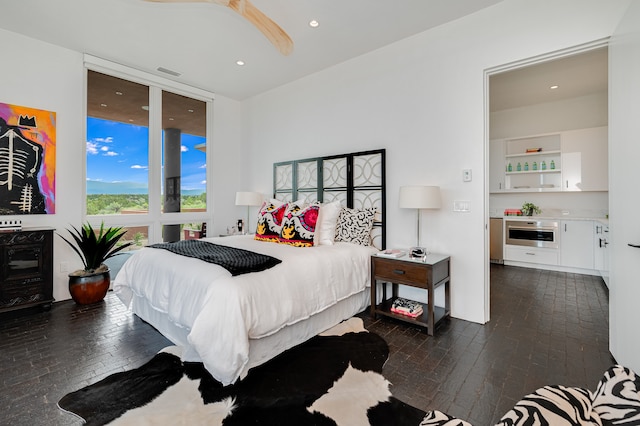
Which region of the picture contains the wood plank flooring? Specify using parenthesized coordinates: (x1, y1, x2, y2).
(0, 264, 613, 425)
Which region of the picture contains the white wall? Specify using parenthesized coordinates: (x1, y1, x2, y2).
(0, 28, 244, 302)
(0, 29, 85, 303)
(211, 96, 247, 235)
(609, 0, 640, 372)
(243, 0, 631, 324)
(489, 90, 610, 217)
(490, 91, 608, 139)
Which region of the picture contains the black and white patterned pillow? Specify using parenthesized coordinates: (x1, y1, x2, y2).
(334, 207, 375, 246)
(420, 410, 472, 426)
(592, 365, 640, 426)
(495, 385, 600, 426)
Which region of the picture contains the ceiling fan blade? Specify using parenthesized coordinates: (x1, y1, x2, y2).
(143, 0, 293, 56)
(143, 0, 222, 3)
(229, 0, 293, 56)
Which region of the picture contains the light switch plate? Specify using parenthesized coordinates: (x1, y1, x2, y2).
(453, 200, 470, 212)
(463, 169, 472, 182)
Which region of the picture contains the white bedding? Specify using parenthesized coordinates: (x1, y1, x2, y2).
(113, 235, 376, 385)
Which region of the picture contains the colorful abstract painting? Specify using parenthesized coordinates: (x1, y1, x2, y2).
(0, 102, 56, 214)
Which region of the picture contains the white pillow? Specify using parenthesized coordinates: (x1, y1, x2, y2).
(313, 201, 342, 246)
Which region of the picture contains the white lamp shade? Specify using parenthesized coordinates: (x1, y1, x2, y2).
(398, 186, 441, 209)
(235, 191, 264, 206)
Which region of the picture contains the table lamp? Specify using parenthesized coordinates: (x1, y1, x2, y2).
(235, 191, 264, 234)
(398, 185, 441, 256)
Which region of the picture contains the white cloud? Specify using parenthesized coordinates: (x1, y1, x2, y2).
(181, 145, 188, 152)
(86, 141, 99, 155)
(199, 163, 206, 169)
(131, 165, 148, 170)
(104, 151, 119, 156)
(200, 180, 207, 184)
(95, 137, 114, 143)
(100, 146, 109, 151)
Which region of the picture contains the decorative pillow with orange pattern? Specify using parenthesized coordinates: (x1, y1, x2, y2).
(255, 200, 288, 242)
(279, 202, 320, 247)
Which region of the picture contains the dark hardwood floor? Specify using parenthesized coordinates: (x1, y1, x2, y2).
(0, 264, 612, 425)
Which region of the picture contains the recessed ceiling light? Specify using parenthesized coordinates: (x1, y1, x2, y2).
(100, 103, 107, 107)
(188, 109, 194, 113)
(550, 85, 559, 90)
(236, 60, 245, 66)
(141, 105, 149, 111)
(169, 117, 174, 121)
(115, 91, 123, 96)
(309, 20, 319, 28)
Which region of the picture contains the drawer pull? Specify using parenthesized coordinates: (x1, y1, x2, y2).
(525, 252, 536, 256)
(393, 269, 406, 275)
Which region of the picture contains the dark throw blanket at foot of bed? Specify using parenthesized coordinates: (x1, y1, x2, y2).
(57, 319, 426, 426)
(147, 239, 281, 276)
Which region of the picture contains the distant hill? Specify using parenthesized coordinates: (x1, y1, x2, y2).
(86, 180, 204, 195)
(87, 180, 148, 195)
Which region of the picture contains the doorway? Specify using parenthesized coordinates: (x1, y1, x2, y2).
(484, 40, 609, 323)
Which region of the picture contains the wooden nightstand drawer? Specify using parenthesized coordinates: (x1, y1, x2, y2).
(373, 257, 427, 287)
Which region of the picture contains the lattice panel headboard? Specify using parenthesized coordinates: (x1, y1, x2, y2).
(273, 149, 386, 249)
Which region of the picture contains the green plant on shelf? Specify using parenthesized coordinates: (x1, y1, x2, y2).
(521, 202, 541, 216)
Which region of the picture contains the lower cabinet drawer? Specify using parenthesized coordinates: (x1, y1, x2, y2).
(505, 246, 559, 265)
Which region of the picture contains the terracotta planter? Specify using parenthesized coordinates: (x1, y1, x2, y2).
(183, 229, 203, 240)
(68, 268, 110, 305)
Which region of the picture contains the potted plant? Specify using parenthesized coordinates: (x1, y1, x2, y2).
(183, 223, 203, 240)
(59, 222, 133, 305)
(521, 202, 541, 216)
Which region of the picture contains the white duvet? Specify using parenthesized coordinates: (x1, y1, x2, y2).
(113, 235, 375, 385)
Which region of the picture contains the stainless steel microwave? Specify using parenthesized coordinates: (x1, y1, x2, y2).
(505, 220, 558, 249)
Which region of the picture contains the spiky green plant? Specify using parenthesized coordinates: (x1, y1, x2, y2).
(59, 222, 134, 273)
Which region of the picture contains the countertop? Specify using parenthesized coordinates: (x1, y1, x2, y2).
(492, 215, 608, 225)
(490, 209, 608, 225)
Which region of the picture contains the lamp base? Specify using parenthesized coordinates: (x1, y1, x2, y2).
(409, 246, 427, 258)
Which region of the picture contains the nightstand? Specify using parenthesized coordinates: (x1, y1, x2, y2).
(370, 253, 450, 336)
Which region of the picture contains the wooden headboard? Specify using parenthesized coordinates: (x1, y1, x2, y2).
(273, 149, 386, 250)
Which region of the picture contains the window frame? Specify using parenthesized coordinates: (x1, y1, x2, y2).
(83, 55, 214, 242)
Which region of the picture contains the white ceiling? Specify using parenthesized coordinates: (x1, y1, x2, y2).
(0, 0, 503, 100)
(490, 47, 608, 112)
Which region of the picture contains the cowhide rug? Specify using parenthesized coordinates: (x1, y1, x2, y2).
(58, 318, 428, 425)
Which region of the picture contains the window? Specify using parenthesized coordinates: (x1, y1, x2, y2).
(85, 60, 212, 243)
(86, 72, 150, 215)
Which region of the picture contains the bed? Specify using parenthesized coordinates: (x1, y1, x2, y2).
(114, 149, 386, 386)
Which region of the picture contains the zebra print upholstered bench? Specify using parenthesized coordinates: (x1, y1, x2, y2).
(420, 365, 640, 426)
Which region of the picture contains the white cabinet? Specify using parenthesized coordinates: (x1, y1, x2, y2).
(489, 139, 505, 192)
(594, 222, 609, 286)
(503, 134, 562, 191)
(490, 126, 608, 193)
(594, 222, 605, 271)
(505, 245, 559, 265)
(560, 220, 594, 269)
(561, 126, 608, 191)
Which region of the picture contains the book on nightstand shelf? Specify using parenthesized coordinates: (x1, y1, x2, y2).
(391, 306, 423, 318)
(391, 297, 423, 317)
(376, 249, 406, 258)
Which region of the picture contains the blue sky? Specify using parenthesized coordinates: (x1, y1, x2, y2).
(86, 117, 206, 193)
